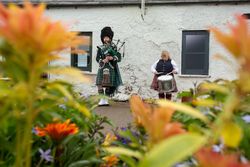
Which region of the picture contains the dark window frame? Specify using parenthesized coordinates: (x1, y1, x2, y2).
(243, 13, 250, 19)
(71, 32, 92, 72)
(181, 30, 209, 75)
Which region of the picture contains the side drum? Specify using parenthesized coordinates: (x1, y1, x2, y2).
(157, 75, 174, 93)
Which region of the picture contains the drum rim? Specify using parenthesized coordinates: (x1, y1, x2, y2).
(157, 75, 173, 81)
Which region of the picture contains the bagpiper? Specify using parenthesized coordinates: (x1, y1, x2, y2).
(96, 26, 122, 106)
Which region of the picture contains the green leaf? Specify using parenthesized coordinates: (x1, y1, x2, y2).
(177, 91, 193, 98)
(119, 155, 137, 167)
(68, 160, 91, 167)
(138, 133, 207, 167)
(236, 116, 250, 159)
(157, 100, 208, 122)
(105, 147, 143, 159)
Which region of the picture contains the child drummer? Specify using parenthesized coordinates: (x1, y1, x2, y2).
(150, 50, 178, 100)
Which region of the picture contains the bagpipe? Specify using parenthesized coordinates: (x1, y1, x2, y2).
(97, 39, 125, 59)
(112, 39, 126, 56)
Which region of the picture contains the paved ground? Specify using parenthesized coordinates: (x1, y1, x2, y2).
(93, 101, 133, 132)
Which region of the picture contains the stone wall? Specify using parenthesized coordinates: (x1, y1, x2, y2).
(46, 3, 249, 100)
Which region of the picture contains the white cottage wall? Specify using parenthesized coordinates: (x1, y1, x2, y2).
(45, 4, 249, 100)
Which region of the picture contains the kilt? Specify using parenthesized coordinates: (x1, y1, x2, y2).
(96, 64, 122, 88)
(150, 74, 178, 93)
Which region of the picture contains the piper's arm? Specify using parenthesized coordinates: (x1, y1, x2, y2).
(113, 51, 121, 62)
(96, 47, 103, 63)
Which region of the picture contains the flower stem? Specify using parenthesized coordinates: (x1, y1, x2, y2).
(36, 158, 43, 167)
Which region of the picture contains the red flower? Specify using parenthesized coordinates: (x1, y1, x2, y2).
(195, 147, 250, 167)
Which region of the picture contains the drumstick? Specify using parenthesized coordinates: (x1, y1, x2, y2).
(156, 71, 174, 75)
(166, 71, 173, 75)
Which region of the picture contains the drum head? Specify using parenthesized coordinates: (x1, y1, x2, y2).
(157, 75, 173, 81)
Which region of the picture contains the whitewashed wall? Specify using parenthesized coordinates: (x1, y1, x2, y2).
(46, 4, 249, 100)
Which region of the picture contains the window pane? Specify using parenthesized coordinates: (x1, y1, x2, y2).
(77, 53, 88, 67)
(79, 36, 90, 51)
(184, 53, 205, 70)
(79, 45, 90, 51)
(71, 32, 92, 72)
(186, 35, 206, 53)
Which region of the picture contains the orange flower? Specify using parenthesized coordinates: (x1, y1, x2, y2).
(210, 15, 250, 71)
(130, 95, 186, 144)
(210, 15, 250, 93)
(101, 154, 119, 167)
(35, 119, 79, 142)
(0, 1, 83, 62)
(195, 147, 250, 167)
(163, 122, 186, 139)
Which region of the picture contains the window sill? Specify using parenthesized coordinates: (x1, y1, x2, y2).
(178, 74, 211, 78)
(82, 71, 97, 75)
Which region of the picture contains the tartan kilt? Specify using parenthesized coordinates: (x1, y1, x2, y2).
(96, 64, 122, 88)
(150, 74, 178, 93)
(150, 74, 158, 91)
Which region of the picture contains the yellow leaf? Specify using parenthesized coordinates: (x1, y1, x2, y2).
(192, 99, 217, 107)
(239, 72, 250, 93)
(72, 102, 91, 118)
(48, 67, 90, 83)
(157, 100, 208, 122)
(36, 54, 61, 68)
(200, 82, 230, 94)
(47, 83, 73, 100)
(12, 82, 28, 99)
(139, 133, 207, 167)
(105, 147, 143, 159)
(221, 122, 242, 148)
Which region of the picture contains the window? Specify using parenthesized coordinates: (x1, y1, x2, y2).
(181, 30, 209, 75)
(243, 13, 250, 19)
(71, 32, 92, 72)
